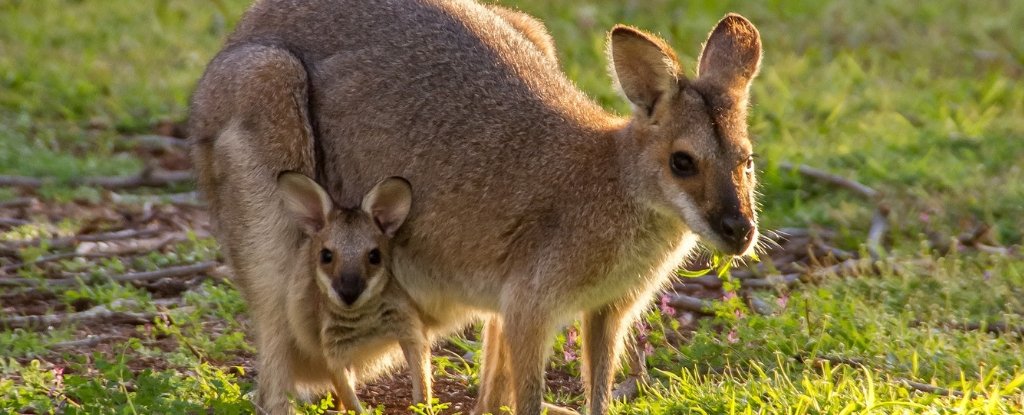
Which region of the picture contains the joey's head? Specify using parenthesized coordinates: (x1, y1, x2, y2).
(609, 14, 762, 256)
(277, 172, 412, 309)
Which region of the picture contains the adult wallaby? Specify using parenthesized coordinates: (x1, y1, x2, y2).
(192, 1, 762, 414)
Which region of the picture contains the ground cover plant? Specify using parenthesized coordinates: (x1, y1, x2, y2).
(1, 0, 1022, 413)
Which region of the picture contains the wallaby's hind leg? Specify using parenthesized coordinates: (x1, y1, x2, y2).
(190, 42, 316, 190)
(475, 317, 513, 414)
(253, 328, 299, 415)
(190, 42, 316, 415)
(581, 300, 638, 415)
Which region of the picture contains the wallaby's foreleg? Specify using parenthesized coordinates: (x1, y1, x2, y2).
(581, 301, 636, 415)
(474, 316, 513, 414)
(401, 335, 433, 406)
(331, 368, 363, 414)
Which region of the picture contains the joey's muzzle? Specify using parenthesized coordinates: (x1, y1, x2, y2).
(332, 273, 365, 305)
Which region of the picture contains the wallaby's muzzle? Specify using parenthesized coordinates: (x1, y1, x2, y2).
(333, 273, 366, 306)
(714, 215, 756, 255)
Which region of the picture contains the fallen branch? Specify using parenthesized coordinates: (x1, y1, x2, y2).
(109, 191, 202, 206)
(866, 207, 890, 259)
(912, 320, 1024, 337)
(738, 273, 801, 290)
(111, 261, 217, 283)
(1, 228, 161, 254)
(666, 294, 715, 315)
(1, 251, 121, 274)
(778, 162, 889, 259)
(778, 162, 878, 199)
(806, 354, 970, 398)
(49, 335, 125, 350)
(0, 304, 156, 329)
(744, 293, 774, 315)
(0, 197, 34, 209)
(1, 261, 218, 287)
(0, 218, 28, 227)
(0, 169, 191, 190)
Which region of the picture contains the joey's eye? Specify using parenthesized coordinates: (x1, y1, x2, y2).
(745, 156, 755, 173)
(320, 249, 333, 264)
(669, 152, 697, 178)
(367, 248, 381, 265)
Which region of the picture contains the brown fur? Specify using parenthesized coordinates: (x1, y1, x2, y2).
(190, 1, 763, 414)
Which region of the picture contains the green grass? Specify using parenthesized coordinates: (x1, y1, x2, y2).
(1, 0, 1022, 413)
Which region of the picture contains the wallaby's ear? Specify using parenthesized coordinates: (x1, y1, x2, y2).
(697, 13, 762, 94)
(277, 171, 332, 235)
(608, 25, 681, 117)
(361, 177, 412, 238)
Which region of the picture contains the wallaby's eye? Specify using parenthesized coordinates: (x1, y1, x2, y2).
(320, 249, 333, 264)
(670, 152, 698, 178)
(745, 156, 755, 173)
(367, 248, 381, 265)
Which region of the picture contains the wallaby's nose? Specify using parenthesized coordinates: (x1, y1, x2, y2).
(332, 275, 366, 306)
(719, 216, 755, 254)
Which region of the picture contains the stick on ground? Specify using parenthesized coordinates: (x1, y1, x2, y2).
(0, 169, 191, 190)
(0, 304, 157, 329)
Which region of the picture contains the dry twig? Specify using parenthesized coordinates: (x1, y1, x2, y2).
(666, 294, 715, 315)
(0, 169, 191, 190)
(0, 304, 156, 329)
(778, 162, 878, 199)
(807, 354, 970, 398)
(1, 261, 218, 287)
(912, 320, 1024, 337)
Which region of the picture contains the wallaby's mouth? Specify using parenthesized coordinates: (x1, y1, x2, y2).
(711, 215, 757, 255)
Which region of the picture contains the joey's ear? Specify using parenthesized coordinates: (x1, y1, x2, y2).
(361, 177, 412, 238)
(277, 171, 332, 235)
(608, 25, 681, 117)
(697, 14, 762, 94)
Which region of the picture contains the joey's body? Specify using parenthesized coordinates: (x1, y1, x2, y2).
(193, 0, 763, 413)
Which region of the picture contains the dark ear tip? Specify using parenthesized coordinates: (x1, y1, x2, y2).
(718, 13, 760, 38)
(610, 24, 644, 40)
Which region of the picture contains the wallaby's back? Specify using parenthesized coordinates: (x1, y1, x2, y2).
(229, 0, 637, 318)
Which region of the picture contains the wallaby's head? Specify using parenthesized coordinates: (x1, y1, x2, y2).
(278, 172, 412, 309)
(609, 14, 762, 256)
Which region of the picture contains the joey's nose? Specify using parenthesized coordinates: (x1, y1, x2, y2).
(719, 216, 755, 254)
(332, 275, 365, 306)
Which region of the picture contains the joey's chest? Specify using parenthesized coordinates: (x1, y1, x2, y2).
(319, 299, 411, 355)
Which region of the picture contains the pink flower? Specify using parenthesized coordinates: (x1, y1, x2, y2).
(563, 327, 578, 362)
(53, 367, 64, 387)
(659, 294, 676, 316)
(726, 329, 739, 344)
(776, 292, 790, 309)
